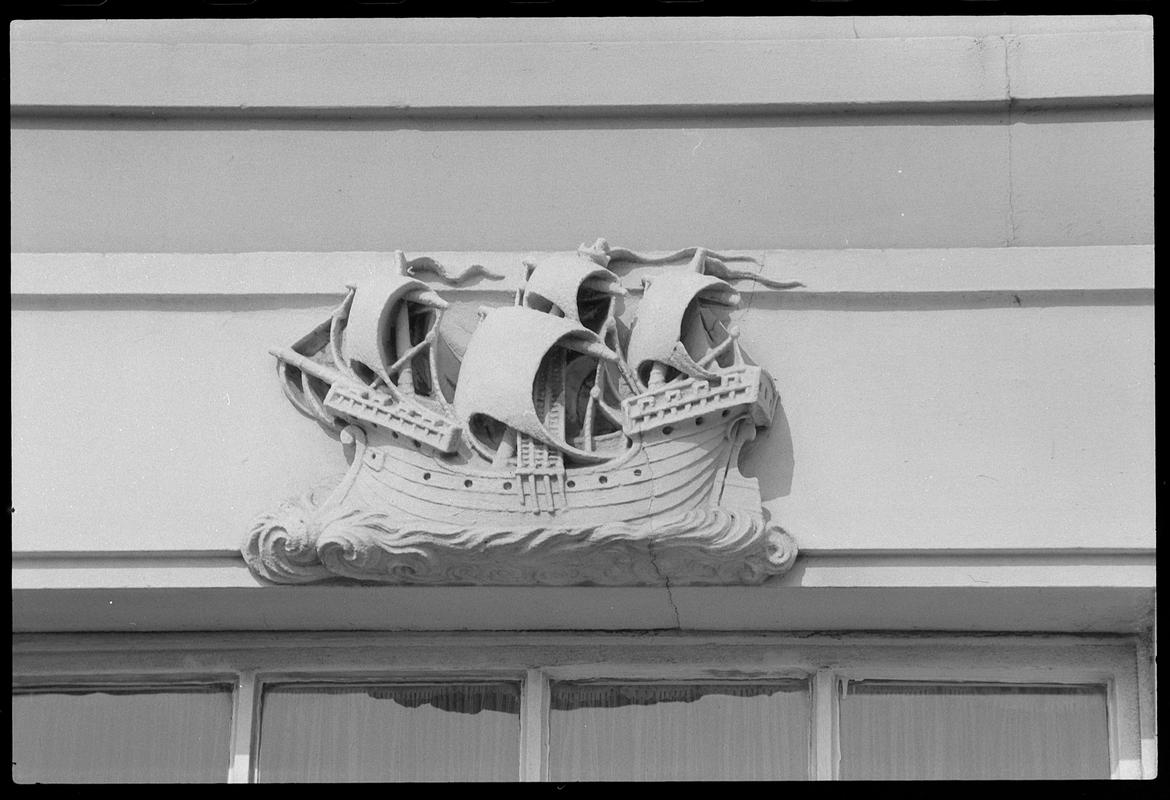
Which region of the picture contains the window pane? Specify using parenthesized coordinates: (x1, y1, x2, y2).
(548, 681, 810, 781)
(12, 685, 233, 783)
(256, 682, 520, 782)
(838, 682, 1110, 780)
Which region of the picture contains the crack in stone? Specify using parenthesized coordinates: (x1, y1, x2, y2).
(640, 455, 680, 629)
(663, 578, 681, 629)
(645, 538, 682, 629)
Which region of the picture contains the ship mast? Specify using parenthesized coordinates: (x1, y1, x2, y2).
(518, 251, 631, 460)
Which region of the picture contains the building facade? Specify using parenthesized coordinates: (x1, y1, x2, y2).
(11, 15, 1155, 781)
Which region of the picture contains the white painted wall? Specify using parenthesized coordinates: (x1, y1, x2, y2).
(10, 249, 1155, 555)
(9, 108, 1154, 252)
(9, 17, 1154, 633)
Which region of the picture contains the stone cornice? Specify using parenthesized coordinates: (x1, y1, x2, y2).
(10, 22, 1152, 115)
(12, 548, 1156, 590)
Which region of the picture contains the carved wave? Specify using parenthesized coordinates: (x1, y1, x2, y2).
(243, 489, 797, 586)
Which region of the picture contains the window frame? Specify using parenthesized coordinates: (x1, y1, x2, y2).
(829, 675, 1119, 780)
(542, 675, 815, 782)
(12, 632, 1152, 782)
(10, 676, 239, 783)
(252, 677, 527, 783)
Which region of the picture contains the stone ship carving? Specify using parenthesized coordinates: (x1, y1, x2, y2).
(244, 240, 800, 585)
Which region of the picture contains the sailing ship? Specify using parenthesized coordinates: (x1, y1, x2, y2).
(246, 240, 800, 585)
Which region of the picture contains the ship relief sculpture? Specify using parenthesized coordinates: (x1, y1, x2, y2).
(244, 240, 801, 585)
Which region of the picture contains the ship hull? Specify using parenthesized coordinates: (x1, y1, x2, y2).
(335, 411, 750, 528)
(239, 408, 796, 585)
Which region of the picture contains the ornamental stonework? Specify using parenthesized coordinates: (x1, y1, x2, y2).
(243, 240, 800, 585)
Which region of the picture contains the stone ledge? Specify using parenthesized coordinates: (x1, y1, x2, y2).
(9, 27, 1152, 113)
(9, 246, 1155, 297)
(9, 17, 1153, 46)
(11, 583, 1155, 634)
(13, 549, 1155, 590)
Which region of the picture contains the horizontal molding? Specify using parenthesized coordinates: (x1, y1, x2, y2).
(9, 24, 1152, 114)
(1006, 31, 1155, 102)
(10, 17, 1153, 45)
(11, 549, 1156, 591)
(6, 38, 1009, 111)
(8, 97, 1156, 122)
(14, 630, 1140, 656)
(10, 247, 1154, 299)
(12, 585, 1155, 634)
(7, 101, 1028, 122)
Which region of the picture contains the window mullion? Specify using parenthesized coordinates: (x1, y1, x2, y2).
(1135, 634, 1157, 779)
(520, 668, 550, 782)
(227, 671, 258, 783)
(812, 670, 838, 780)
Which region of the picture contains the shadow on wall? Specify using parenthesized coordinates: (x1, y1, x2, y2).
(738, 398, 794, 502)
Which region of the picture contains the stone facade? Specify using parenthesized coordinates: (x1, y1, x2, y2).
(11, 16, 1155, 780)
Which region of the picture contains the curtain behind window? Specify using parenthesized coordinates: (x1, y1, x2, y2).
(256, 682, 520, 782)
(548, 681, 810, 781)
(838, 682, 1110, 780)
(12, 686, 233, 783)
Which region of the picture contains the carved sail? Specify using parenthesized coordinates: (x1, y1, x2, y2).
(453, 306, 618, 463)
(626, 272, 741, 387)
(340, 272, 447, 393)
(521, 253, 632, 453)
(521, 253, 625, 333)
